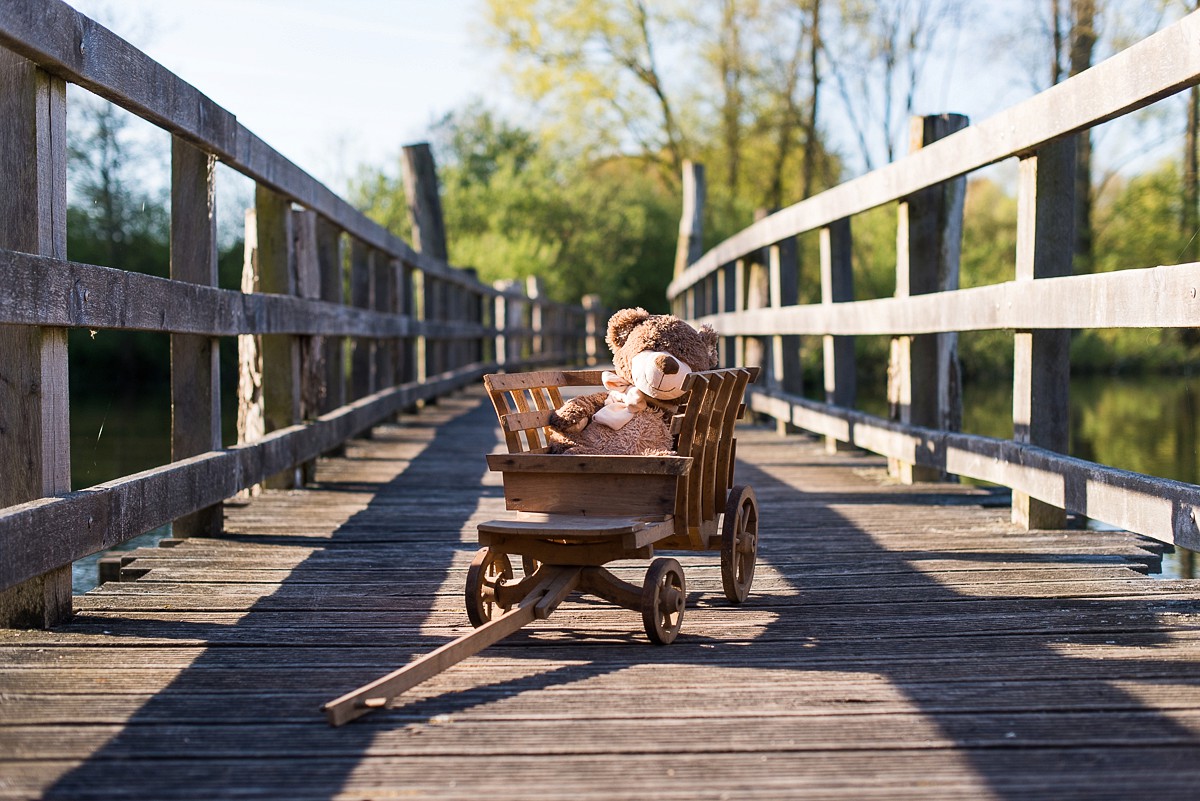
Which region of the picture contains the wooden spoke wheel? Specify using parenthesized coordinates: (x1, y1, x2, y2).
(641, 557, 686, 645)
(465, 547, 514, 628)
(721, 485, 759, 604)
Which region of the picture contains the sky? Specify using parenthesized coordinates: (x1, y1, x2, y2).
(67, 0, 502, 193)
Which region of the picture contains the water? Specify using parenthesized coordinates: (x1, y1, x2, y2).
(64, 374, 1200, 592)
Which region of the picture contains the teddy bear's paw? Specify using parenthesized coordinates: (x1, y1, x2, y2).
(549, 409, 588, 434)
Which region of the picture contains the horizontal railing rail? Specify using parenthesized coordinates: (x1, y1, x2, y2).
(0, 0, 599, 626)
(668, 11, 1200, 553)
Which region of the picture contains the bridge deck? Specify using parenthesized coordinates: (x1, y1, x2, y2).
(4, 388, 1200, 800)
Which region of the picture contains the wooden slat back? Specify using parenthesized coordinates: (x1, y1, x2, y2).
(484, 370, 605, 454)
(670, 368, 757, 541)
(484, 368, 757, 537)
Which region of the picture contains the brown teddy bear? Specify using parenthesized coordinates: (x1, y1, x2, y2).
(548, 308, 720, 455)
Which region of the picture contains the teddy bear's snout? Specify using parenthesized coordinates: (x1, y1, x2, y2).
(655, 354, 680, 375)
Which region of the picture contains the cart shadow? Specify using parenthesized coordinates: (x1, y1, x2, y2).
(42, 409, 1200, 800)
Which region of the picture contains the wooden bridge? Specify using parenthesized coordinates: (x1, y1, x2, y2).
(3, 2, 1200, 798)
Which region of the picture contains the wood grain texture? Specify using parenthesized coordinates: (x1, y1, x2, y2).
(3, 390, 1199, 799)
(667, 11, 1200, 299)
(0, 49, 71, 627)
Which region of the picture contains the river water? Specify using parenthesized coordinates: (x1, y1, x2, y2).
(65, 374, 1200, 592)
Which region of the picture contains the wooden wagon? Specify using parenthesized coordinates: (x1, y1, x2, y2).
(324, 366, 759, 726)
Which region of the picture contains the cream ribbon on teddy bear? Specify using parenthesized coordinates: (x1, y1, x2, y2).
(591, 371, 648, 430)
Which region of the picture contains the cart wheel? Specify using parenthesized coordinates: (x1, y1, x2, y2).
(465, 547, 514, 627)
(641, 558, 686, 645)
(721, 485, 759, 604)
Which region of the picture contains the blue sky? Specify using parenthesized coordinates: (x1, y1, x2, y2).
(67, 0, 501, 192)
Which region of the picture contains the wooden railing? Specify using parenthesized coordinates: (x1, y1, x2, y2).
(669, 13, 1200, 552)
(0, 0, 597, 627)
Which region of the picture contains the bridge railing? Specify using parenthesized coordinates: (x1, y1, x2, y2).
(0, 0, 597, 627)
(669, 13, 1200, 553)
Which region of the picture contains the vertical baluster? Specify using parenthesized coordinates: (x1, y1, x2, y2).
(350, 238, 375, 402)
(0, 49, 71, 627)
(316, 218, 345, 415)
(1013, 138, 1075, 529)
(170, 136, 221, 537)
(820, 219, 856, 454)
(889, 113, 968, 481)
(255, 185, 300, 488)
(769, 235, 802, 434)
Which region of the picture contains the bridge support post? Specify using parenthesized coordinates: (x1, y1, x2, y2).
(1012, 138, 1075, 530)
(769, 234, 802, 435)
(170, 137, 222, 536)
(889, 113, 969, 482)
(821, 218, 856, 453)
(0, 50, 72, 627)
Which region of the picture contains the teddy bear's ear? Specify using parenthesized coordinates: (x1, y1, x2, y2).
(699, 324, 720, 368)
(606, 307, 651, 351)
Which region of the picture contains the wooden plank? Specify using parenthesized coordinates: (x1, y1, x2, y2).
(668, 11, 1200, 299)
(0, 364, 488, 591)
(0, 48, 71, 627)
(1012, 139, 1075, 530)
(170, 135, 221, 538)
(500, 473, 678, 517)
(485, 453, 692, 476)
(819, 218, 855, 455)
(745, 385, 1200, 550)
(693, 259, 1200, 336)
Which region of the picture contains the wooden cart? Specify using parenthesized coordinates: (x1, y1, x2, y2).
(323, 367, 759, 726)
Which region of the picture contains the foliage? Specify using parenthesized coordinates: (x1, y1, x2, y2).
(352, 106, 680, 312)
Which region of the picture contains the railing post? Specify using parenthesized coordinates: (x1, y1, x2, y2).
(583, 294, 603, 366)
(820, 218, 856, 453)
(350, 238, 376, 402)
(237, 208, 265, 488)
(255, 185, 300, 488)
(0, 49, 71, 628)
(401, 142, 448, 262)
(316, 217, 345, 416)
(527, 276, 545, 362)
(889, 113, 968, 482)
(374, 252, 396, 390)
(674, 161, 705, 279)
(1013, 137, 1075, 530)
(744, 209, 771, 374)
(292, 208, 322, 482)
(769, 234, 803, 434)
(494, 280, 515, 368)
(170, 136, 221, 537)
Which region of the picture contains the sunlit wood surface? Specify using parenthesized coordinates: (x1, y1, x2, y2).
(4, 388, 1200, 800)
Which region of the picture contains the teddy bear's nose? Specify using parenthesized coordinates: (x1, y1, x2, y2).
(655, 354, 680, 375)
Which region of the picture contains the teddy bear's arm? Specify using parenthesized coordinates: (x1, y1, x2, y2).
(547, 391, 607, 433)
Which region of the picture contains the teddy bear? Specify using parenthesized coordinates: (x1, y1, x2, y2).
(547, 307, 720, 456)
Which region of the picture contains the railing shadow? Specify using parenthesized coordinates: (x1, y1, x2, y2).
(41, 415, 1200, 799)
(41, 392, 505, 799)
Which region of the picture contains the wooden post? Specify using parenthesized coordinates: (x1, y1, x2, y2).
(769, 235, 802, 434)
(256, 185, 300, 488)
(0, 50, 71, 628)
(1013, 137, 1075, 530)
(373, 251, 396, 391)
(237, 208, 265, 487)
(292, 208, 322, 483)
(494, 280, 516, 368)
(401, 142, 448, 262)
(820, 218, 856, 453)
(527, 276, 545, 362)
(170, 136, 221, 537)
(675, 161, 705, 278)
(399, 260, 417, 385)
(744, 209, 771, 374)
(583, 294, 602, 366)
(316, 216, 345, 415)
(349, 238, 375, 401)
(889, 113, 968, 482)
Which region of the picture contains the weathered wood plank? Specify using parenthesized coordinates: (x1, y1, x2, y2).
(668, 11, 1200, 298)
(0, 47, 71, 627)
